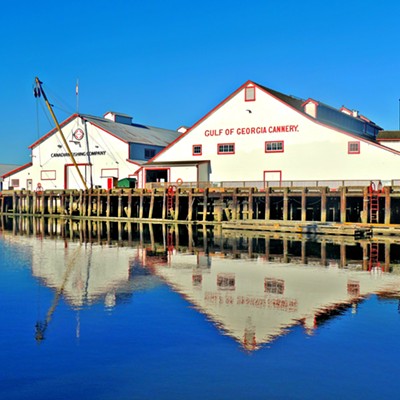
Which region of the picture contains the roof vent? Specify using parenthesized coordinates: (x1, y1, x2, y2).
(177, 126, 189, 134)
(104, 111, 133, 125)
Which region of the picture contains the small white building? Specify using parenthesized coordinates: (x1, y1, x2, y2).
(138, 81, 400, 188)
(2, 112, 180, 191)
(0, 164, 20, 191)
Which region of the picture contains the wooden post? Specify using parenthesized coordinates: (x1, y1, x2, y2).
(188, 189, 193, 221)
(321, 240, 327, 266)
(384, 186, 391, 225)
(174, 188, 180, 220)
(202, 190, 208, 222)
(97, 191, 101, 217)
(48, 192, 53, 215)
(149, 190, 155, 219)
(340, 187, 347, 223)
(362, 242, 369, 271)
(82, 191, 87, 217)
(139, 190, 144, 219)
(301, 240, 307, 264)
(265, 189, 270, 221)
(162, 188, 167, 220)
(301, 188, 306, 222)
(232, 189, 238, 220)
(361, 187, 369, 224)
(87, 190, 92, 216)
(248, 189, 254, 220)
(127, 190, 132, 218)
(69, 192, 73, 216)
(32, 192, 37, 215)
(340, 243, 346, 268)
(12, 191, 16, 214)
(106, 191, 111, 218)
(283, 237, 288, 263)
(283, 188, 288, 221)
(79, 190, 83, 216)
(384, 242, 390, 272)
(321, 188, 327, 223)
(118, 192, 122, 218)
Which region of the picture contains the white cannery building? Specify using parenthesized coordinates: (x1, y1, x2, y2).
(2, 112, 180, 191)
(138, 80, 400, 188)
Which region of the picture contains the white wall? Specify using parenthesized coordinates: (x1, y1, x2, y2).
(152, 84, 400, 184)
(3, 116, 141, 190)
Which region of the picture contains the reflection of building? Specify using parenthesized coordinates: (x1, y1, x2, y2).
(2, 233, 161, 309)
(150, 253, 400, 350)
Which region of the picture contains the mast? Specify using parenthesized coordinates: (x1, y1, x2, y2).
(34, 77, 89, 190)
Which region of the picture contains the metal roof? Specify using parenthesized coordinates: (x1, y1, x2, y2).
(82, 114, 180, 147)
(0, 164, 20, 178)
(377, 131, 400, 140)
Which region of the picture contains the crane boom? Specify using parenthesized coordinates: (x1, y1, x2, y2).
(34, 77, 89, 190)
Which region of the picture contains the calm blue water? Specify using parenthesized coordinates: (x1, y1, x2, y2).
(1, 229, 400, 400)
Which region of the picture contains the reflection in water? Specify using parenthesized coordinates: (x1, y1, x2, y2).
(1, 216, 400, 349)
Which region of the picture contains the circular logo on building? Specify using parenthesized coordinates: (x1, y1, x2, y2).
(73, 128, 84, 141)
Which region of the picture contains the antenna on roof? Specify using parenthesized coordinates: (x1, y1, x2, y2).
(76, 78, 79, 114)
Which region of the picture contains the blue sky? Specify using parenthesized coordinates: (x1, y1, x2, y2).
(1, 0, 399, 165)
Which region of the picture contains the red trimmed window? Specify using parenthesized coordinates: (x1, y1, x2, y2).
(265, 141, 284, 153)
(245, 86, 256, 101)
(218, 143, 235, 154)
(41, 170, 56, 180)
(217, 273, 235, 290)
(11, 179, 20, 188)
(348, 141, 360, 154)
(264, 278, 285, 294)
(193, 144, 202, 156)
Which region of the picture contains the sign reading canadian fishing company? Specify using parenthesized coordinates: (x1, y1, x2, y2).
(50, 150, 107, 158)
(204, 125, 299, 136)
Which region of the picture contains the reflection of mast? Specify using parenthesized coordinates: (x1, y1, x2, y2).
(35, 247, 81, 342)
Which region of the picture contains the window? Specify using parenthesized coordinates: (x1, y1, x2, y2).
(41, 170, 56, 180)
(264, 278, 285, 294)
(193, 144, 202, 156)
(348, 141, 360, 154)
(101, 168, 119, 178)
(218, 143, 235, 154)
(245, 86, 256, 101)
(144, 148, 156, 159)
(11, 179, 19, 188)
(192, 274, 202, 286)
(265, 141, 284, 153)
(217, 273, 235, 290)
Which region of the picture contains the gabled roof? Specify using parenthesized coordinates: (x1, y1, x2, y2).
(0, 164, 20, 177)
(147, 80, 387, 163)
(83, 115, 180, 147)
(29, 113, 180, 149)
(2, 162, 32, 178)
(257, 84, 304, 111)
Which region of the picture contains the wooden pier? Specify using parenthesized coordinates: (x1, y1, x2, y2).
(2, 184, 400, 236)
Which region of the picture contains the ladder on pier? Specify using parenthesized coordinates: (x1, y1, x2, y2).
(167, 185, 176, 219)
(368, 242, 381, 272)
(368, 182, 381, 223)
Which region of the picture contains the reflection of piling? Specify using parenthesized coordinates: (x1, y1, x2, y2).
(1, 185, 400, 236)
(3, 215, 400, 269)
